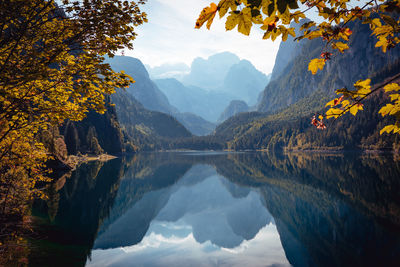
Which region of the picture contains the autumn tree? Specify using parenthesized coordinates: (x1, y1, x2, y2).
(196, 0, 400, 134)
(0, 0, 147, 240)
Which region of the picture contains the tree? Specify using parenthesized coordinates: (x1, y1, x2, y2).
(196, 0, 400, 134)
(0, 0, 146, 227)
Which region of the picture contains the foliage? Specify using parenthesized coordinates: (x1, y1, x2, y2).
(0, 0, 146, 249)
(196, 0, 400, 135)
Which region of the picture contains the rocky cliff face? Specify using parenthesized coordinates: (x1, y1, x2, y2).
(258, 19, 400, 113)
(269, 20, 307, 82)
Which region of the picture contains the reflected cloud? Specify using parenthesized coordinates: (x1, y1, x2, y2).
(87, 224, 290, 267)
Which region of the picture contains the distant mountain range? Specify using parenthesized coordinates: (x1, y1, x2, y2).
(154, 52, 270, 122)
(103, 52, 270, 142)
(154, 78, 235, 122)
(182, 52, 240, 89)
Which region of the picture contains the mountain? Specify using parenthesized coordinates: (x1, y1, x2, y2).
(212, 19, 400, 151)
(174, 113, 216, 136)
(218, 100, 249, 123)
(154, 78, 235, 122)
(111, 90, 192, 150)
(182, 52, 240, 89)
(106, 56, 177, 114)
(223, 59, 270, 105)
(258, 19, 400, 113)
(180, 52, 269, 106)
(154, 53, 269, 123)
(107, 56, 217, 136)
(269, 19, 307, 82)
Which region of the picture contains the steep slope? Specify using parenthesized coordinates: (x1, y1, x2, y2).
(269, 20, 307, 81)
(258, 20, 400, 113)
(106, 56, 178, 114)
(218, 100, 249, 123)
(111, 90, 192, 150)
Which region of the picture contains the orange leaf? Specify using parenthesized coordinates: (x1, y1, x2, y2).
(195, 3, 218, 30)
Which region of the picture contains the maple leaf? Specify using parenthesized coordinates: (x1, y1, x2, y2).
(308, 58, 325, 74)
(195, 3, 218, 30)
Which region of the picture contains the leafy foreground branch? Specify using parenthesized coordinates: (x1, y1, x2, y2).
(0, 0, 146, 260)
(196, 0, 400, 135)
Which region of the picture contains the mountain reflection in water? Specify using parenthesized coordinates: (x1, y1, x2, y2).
(31, 152, 400, 267)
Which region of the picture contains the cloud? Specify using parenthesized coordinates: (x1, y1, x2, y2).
(126, 0, 281, 74)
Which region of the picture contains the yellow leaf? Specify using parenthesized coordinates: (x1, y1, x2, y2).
(375, 36, 388, 53)
(325, 99, 336, 107)
(308, 58, 325, 74)
(218, 0, 237, 18)
(226, 12, 240, 31)
(195, 3, 218, 30)
(237, 8, 253, 35)
(379, 104, 394, 117)
(326, 108, 343, 119)
(380, 124, 395, 135)
(349, 104, 362, 116)
(383, 83, 400, 92)
(389, 94, 400, 101)
(371, 18, 382, 28)
(331, 42, 349, 53)
(354, 79, 371, 89)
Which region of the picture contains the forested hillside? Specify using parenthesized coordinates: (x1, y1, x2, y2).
(211, 19, 400, 152)
(111, 90, 192, 151)
(60, 96, 125, 155)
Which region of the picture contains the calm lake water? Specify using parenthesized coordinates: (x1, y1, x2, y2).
(30, 151, 400, 267)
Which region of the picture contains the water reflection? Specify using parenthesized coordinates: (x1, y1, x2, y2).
(31, 152, 400, 267)
(89, 164, 288, 267)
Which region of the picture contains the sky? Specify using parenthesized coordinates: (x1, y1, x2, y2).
(126, 0, 282, 74)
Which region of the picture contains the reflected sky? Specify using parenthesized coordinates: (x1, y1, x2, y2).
(87, 164, 290, 267)
(87, 223, 289, 267)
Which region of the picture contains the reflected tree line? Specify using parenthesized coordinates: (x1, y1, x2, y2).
(15, 152, 400, 266)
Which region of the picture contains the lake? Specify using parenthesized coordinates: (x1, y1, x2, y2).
(29, 151, 400, 266)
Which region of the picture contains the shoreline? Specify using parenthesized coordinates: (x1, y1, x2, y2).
(65, 153, 118, 170)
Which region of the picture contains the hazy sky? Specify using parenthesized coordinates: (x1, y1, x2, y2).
(126, 0, 282, 74)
